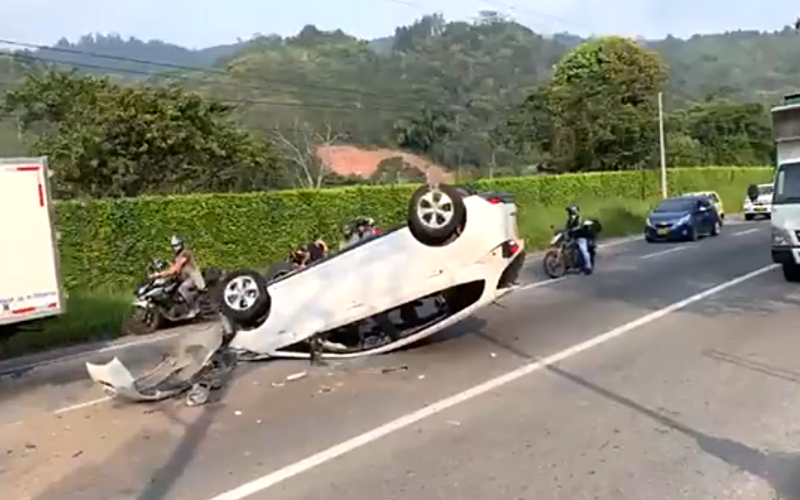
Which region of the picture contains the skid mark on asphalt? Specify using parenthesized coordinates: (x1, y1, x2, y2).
(202, 264, 778, 500)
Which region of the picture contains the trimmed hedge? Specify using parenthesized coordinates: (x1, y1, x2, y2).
(56, 167, 772, 291)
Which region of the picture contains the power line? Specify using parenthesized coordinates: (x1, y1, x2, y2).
(0, 38, 427, 105)
(3, 53, 417, 115)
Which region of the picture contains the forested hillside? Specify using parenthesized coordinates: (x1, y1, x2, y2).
(0, 13, 795, 195)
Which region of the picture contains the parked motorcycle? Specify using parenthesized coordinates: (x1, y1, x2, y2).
(542, 227, 596, 279)
(123, 258, 224, 335)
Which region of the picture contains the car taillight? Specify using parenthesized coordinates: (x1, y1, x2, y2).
(487, 198, 501, 204)
(502, 240, 520, 258)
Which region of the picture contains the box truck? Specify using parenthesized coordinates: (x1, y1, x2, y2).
(0, 157, 65, 332)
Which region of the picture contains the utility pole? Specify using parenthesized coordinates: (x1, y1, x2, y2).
(658, 91, 668, 198)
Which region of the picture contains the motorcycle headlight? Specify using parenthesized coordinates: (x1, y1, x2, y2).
(676, 214, 691, 226)
(772, 226, 791, 246)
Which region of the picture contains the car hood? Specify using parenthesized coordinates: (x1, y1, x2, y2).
(648, 212, 689, 224)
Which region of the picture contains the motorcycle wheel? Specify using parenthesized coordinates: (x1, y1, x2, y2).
(123, 307, 162, 336)
(543, 249, 567, 279)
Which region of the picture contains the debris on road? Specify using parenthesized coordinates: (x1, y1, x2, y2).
(286, 371, 308, 382)
(381, 365, 409, 374)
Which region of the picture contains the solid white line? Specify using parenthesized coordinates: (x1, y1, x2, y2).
(519, 277, 566, 290)
(733, 228, 759, 237)
(639, 246, 686, 260)
(52, 396, 111, 415)
(204, 263, 778, 500)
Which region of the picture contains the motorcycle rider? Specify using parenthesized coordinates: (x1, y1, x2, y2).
(291, 237, 329, 268)
(149, 235, 206, 318)
(340, 216, 381, 249)
(564, 204, 596, 275)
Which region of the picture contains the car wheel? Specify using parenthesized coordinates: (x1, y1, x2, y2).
(218, 269, 271, 327)
(711, 220, 721, 236)
(744, 214, 754, 221)
(783, 263, 800, 282)
(407, 183, 466, 246)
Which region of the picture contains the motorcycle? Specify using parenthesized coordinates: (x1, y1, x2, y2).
(542, 226, 596, 279)
(123, 258, 224, 335)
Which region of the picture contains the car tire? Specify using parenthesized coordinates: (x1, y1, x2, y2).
(407, 183, 467, 246)
(744, 214, 754, 221)
(218, 269, 271, 327)
(711, 220, 721, 236)
(542, 249, 567, 278)
(783, 263, 800, 282)
(645, 234, 656, 243)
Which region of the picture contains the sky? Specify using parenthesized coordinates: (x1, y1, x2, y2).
(0, 0, 795, 49)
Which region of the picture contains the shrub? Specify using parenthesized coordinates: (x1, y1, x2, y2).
(55, 167, 772, 292)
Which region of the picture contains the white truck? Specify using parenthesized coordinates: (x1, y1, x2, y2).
(0, 157, 65, 332)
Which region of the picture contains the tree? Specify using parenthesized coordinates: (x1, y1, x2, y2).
(505, 36, 668, 172)
(3, 69, 284, 198)
(394, 107, 453, 180)
(270, 120, 345, 189)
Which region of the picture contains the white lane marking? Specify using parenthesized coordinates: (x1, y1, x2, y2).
(53, 396, 111, 415)
(520, 277, 566, 290)
(204, 264, 779, 500)
(640, 246, 686, 260)
(733, 228, 759, 237)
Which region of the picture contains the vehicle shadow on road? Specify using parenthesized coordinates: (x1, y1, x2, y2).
(28, 384, 232, 500)
(544, 364, 800, 499)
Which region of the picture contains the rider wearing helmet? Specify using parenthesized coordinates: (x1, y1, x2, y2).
(564, 204, 594, 275)
(340, 216, 380, 249)
(150, 235, 206, 318)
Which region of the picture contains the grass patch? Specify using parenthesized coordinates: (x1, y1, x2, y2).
(0, 292, 130, 360)
(517, 196, 655, 249)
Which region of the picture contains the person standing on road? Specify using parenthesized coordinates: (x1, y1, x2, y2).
(150, 235, 206, 318)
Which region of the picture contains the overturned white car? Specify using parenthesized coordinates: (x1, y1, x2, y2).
(86, 183, 525, 403)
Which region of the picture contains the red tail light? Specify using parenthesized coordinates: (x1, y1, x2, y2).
(487, 198, 501, 204)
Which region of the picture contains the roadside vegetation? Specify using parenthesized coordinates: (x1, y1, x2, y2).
(0, 14, 786, 358)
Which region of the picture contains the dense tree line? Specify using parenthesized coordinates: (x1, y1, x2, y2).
(0, 14, 790, 197)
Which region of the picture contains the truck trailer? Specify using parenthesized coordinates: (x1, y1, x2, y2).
(0, 157, 65, 332)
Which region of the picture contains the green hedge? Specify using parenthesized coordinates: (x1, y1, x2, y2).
(55, 167, 772, 291)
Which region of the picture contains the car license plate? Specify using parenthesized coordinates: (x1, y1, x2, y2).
(657, 228, 669, 235)
(755, 206, 766, 212)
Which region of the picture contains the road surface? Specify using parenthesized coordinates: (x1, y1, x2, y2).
(1, 220, 797, 500)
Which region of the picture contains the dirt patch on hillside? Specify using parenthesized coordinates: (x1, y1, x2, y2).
(317, 145, 451, 182)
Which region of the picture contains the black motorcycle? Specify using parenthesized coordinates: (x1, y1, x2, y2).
(542, 226, 597, 279)
(124, 258, 224, 335)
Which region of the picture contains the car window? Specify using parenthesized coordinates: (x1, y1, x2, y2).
(758, 185, 774, 196)
(774, 162, 800, 205)
(654, 198, 695, 212)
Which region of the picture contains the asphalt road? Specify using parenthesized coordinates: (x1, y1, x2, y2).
(2, 220, 796, 500)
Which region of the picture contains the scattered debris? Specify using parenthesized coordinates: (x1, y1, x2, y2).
(381, 365, 409, 374)
(24, 443, 36, 450)
(418, 374, 426, 380)
(234, 410, 242, 416)
(490, 352, 497, 358)
(446, 420, 461, 426)
(286, 371, 308, 382)
(271, 382, 285, 388)
(72, 450, 83, 458)
(256, 419, 262, 424)
(318, 385, 334, 394)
